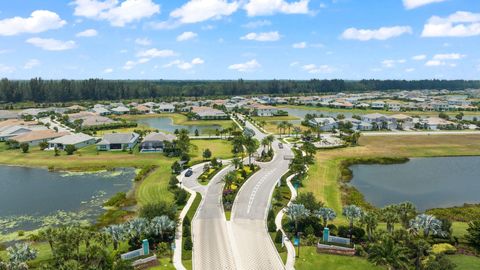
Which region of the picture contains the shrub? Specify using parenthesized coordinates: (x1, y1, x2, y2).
(184, 237, 192, 251)
(103, 192, 127, 207)
(39, 142, 49, 150)
(20, 142, 29, 153)
(174, 189, 188, 206)
(275, 230, 283, 244)
(432, 243, 456, 255)
(139, 201, 176, 220)
(65, 145, 77, 155)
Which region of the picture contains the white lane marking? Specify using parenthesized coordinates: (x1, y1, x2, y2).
(247, 170, 273, 214)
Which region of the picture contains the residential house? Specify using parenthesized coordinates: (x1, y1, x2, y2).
(251, 104, 279, 117)
(421, 117, 455, 130)
(370, 101, 385, 110)
(0, 110, 18, 120)
(0, 125, 48, 141)
(111, 106, 130, 115)
(91, 107, 111, 116)
(361, 113, 396, 129)
(48, 133, 96, 150)
(191, 106, 229, 120)
(390, 114, 414, 129)
(157, 103, 175, 113)
(387, 103, 401, 112)
(135, 105, 151, 114)
(96, 133, 140, 151)
(10, 130, 69, 146)
(309, 118, 338, 131)
(140, 132, 176, 152)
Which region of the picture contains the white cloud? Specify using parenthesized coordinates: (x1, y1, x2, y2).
(290, 61, 299, 67)
(422, 11, 480, 37)
(425, 60, 445, 66)
(136, 48, 177, 58)
(123, 60, 137, 70)
(228, 59, 260, 72)
(24, 59, 40, 69)
(405, 68, 415, 72)
(163, 58, 204, 70)
(292, 42, 307, 49)
(76, 29, 98, 37)
(403, 0, 446, 10)
(177, 31, 198, 42)
(104, 68, 114, 73)
(302, 63, 334, 74)
(242, 20, 272, 28)
(244, 0, 310, 16)
(26, 38, 76, 51)
(0, 10, 66, 36)
(412, 54, 427, 60)
(341, 26, 412, 41)
(72, 0, 160, 27)
(170, 0, 239, 24)
(241, 31, 280, 41)
(433, 53, 465, 60)
(0, 64, 15, 74)
(135, 38, 152, 46)
(382, 59, 406, 68)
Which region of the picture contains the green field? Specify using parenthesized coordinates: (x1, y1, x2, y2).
(119, 113, 235, 130)
(295, 247, 383, 270)
(449, 255, 480, 270)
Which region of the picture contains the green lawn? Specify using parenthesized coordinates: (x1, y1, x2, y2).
(252, 115, 300, 121)
(119, 113, 235, 130)
(449, 255, 480, 270)
(295, 247, 383, 270)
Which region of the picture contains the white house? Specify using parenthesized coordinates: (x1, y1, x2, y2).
(97, 133, 140, 151)
(48, 133, 96, 150)
(252, 104, 279, 117)
(309, 118, 338, 131)
(111, 106, 130, 115)
(370, 101, 385, 110)
(387, 103, 401, 112)
(157, 103, 175, 113)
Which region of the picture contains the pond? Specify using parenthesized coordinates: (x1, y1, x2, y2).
(349, 156, 480, 211)
(137, 117, 222, 135)
(0, 166, 135, 234)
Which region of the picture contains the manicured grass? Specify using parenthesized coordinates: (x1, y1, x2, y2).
(295, 246, 383, 270)
(182, 193, 202, 269)
(135, 166, 174, 206)
(304, 134, 480, 224)
(449, 255, 480, 270)
(119, 113, 235, 130)
(190, 140, 233, 161)
(252, 115, 300, 121)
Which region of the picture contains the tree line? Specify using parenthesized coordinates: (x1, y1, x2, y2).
(1, 78, 479, 103)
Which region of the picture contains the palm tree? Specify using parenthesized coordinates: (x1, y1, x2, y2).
(232, 157, 243, 170)
(104, 224, 125, 250)
(382, 205, 400, 234)
(277, 122, 286, 136)
(126, 218, 148, 241)
(285, 203, 310, 233)
(367, 236, 410, 270)
(342, 205, 363, 241)
(361, 211, 378, 241)
(301, 141, 316, 158)
(293, 127, 301, 138)
(4, 243, 37, 269)
(38, 227, 56, 251)
(314, 207, 336, 228)
(261, 137, 269, 152)
(410, 239, 431, 270)
(266, 135, 275, 151)
(222, 171, 238, 190)
(150, 216, 176, 242)
(397, 202, 416, 229)
(285, 122, 293, 136)
(244, 137, 257, 165)
(409, 214, 445, 238)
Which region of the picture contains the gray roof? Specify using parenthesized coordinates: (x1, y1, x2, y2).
(48, 133, 95, 145)
(143, 132, 176, 143)
(97, 133, 139, 145)
(0, 110, 18, 119)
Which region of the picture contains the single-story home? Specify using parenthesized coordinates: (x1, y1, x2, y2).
(309, 118, 339, 131)
(0, 125, 48, 141)
(90, 107, 111, 116)
(251, 104, 279, 117)
(10, 130, 70, 146)
(191, 106, 229, 120)
(421, 117, 455, 130)
(157, 103, 175, 113)
(0, 110, 19, 120)
(111, 106, 130, 115)
(97, 132, 140, 151)
(48, 133, 96, 150)
(140, 132, 176, 152)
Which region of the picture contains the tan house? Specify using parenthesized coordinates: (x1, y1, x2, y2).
(11, 130, 70, 146)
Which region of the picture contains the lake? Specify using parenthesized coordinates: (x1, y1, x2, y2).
(0, 166, 135, 233)
(349, 156, 480, 211)
(137, 117, 222, 134)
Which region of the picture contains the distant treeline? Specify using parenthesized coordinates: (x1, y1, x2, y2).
(1, 78, 479, 103)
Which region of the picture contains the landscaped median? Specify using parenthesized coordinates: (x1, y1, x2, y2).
(222, 164, 260, 220)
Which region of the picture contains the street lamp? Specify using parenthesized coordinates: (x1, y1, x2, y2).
(296, 232, 303, 258)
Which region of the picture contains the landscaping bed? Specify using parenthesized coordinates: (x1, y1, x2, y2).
(222, 164, 260, 219)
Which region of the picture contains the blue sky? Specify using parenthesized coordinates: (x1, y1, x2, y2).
(0, 0, 479, 80)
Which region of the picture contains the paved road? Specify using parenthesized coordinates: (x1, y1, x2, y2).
(230, 119, 291, 270)
(181, 162, 237, 270)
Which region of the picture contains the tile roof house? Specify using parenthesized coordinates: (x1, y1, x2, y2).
(191, 106, 228, 120)
(0, 110, 19, 120)
(111, 106, 130, 115)
(48, 133, 96, 150)
(0, 125, 48, 141)
(97, 132, 140, 151)
(10, 130, 70, 146)
(140, 132, 176, 152)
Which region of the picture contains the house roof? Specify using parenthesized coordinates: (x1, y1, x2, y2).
(48, 133, 95, 145)
(363, 113, 388, 119)
(0, 125, 47, 137)
(0, 110, 18, 119)
(97, 133, 139, 145)
(0, 119, 37, 130)
(390, 114, 412, 120)
(11, 130, 69, 143)
(111, 106, 130, 112)
(143, 132, 176, 143)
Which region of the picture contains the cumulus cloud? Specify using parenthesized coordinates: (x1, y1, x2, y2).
(341, 26, 412, 41)
(244, 0, 310, 16)
(292, 42, 307, 49)
(0, 64, 15, 74)
(72, 0, 160, 27)
(405, 68, 415, 72)
(136, 48, 176, 58)
(382, 59, 406, 68)
(0, 10, 66, 36)
(241, 31, 280, 41)
(424, 53, 465, 67)
(170, 0, 239, 24)
(228, 59, 260, 72)
(104, 68, 114, 73)
(422, 11, 480, 37)
(163, 58, 204, 70)
(135, 38, 152, 46)
(24, 59, 40, 69)
(177, 31, 198, 41)
(433, 53, 465, 60)
(412, 54, 427, 61)
(302, 63, 334, 74)
(76, 29, 98, 37)
(242, 20, 272, 28)
(26, 38, 76, 51)
(403, 0, 446, 10)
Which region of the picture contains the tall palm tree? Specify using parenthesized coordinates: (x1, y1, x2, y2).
(261, 137, 269, 152)
(368, 236, 410, 270)
(104, 224, 125, 250)
(286, 122, 293, 136)
(397, 202, 417, 229)
(222, 171, 238, 190)
(293, 127, 301, 138)
(266, 135, 275, 151)
(232, 157, 243, 169)
(285, 203, 310, 233)
(361, 211, 379, 241)
(314, 207, 336, 228)
(277, 122, 286, 136)
(382, 205, 400, 234)
(244, 137, 257, 165)
(342, 205, 363, 241)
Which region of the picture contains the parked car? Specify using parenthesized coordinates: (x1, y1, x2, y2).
(185, 168, 193, 177)
(278, 143, 284, 149)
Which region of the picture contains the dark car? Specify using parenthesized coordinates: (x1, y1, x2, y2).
(185, 168, 193, 177)
(278, 143, 284, 149)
